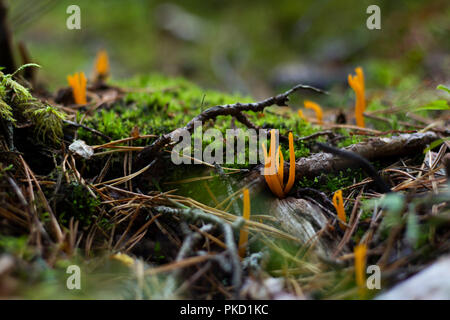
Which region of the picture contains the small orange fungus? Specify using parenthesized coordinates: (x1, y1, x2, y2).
(348, 67, 366, 128)
(262, 130, 295, 198)
(332, 189, 347, 229)
(304, 100, 323, 124)
(94, 49, 110, 79)
(67, 72, 87, 105)
(238, 188, 251, 258)
(354, 243, 368, 299)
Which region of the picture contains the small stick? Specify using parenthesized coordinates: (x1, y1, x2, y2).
(63, 119, 111, 141)
(316, 142, 391, 193)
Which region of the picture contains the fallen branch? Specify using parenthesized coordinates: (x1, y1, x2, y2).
(243, 131, 440, 192)
(297, 131, 439, 179)
(63, 119, 111, 141)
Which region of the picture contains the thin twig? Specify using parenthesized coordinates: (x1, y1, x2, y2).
(63, 119, 111, 141)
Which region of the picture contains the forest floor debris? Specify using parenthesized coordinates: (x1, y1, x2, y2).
(0, 65, 449, 299)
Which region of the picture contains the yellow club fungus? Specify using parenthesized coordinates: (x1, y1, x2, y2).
(304, 100, 323, 124)
(348, 67, 366, 128)
(67, 72, 87, 105)
(94, 49, 110, 80)
(354, 243, 367, 299)
(262, 130, 296, 198)
(238, 188, 251, 258)
(332, 189, 347, 229)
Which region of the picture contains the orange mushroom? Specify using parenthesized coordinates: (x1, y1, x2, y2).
(262, 130, 296, 198)
(348, 67, 366, 128)
(332, 189, 347, 229)
(94, 49, 110, 80)
(304, 100, 323, 124)
(354, 243, 367, 299)
(238, 188, 251, 258)
(67, 72, 87, 105)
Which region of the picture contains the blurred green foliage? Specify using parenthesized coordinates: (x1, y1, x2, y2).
(7, 0, 448, 95)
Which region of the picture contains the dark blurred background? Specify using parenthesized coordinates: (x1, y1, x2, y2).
(3, 0, 449, 97)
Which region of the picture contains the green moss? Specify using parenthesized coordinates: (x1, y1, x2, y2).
(0, 65, 65, 144)
(298, 168, 365, 193)
(23, 105, 65, 143)
(76, 73, 332, 178)
(336, 130, 365, 148)
(0, 235, 32, 260)
(0, 163, 13, 179)
(77, 74, 251, 144)
(55, 182, 101, 227)
(79, 74, 332, 144)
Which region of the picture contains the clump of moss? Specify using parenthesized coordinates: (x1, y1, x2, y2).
(0, 235, 32, 259)
(78, 74, 330, 145)
(0, 64, 65, 144)
(298, 168, 365, 193)
(23, 104, 66, 143)
(0, 92, 15, 123)
(78, 74, 251, 144)
(55, 182, 101, 227)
